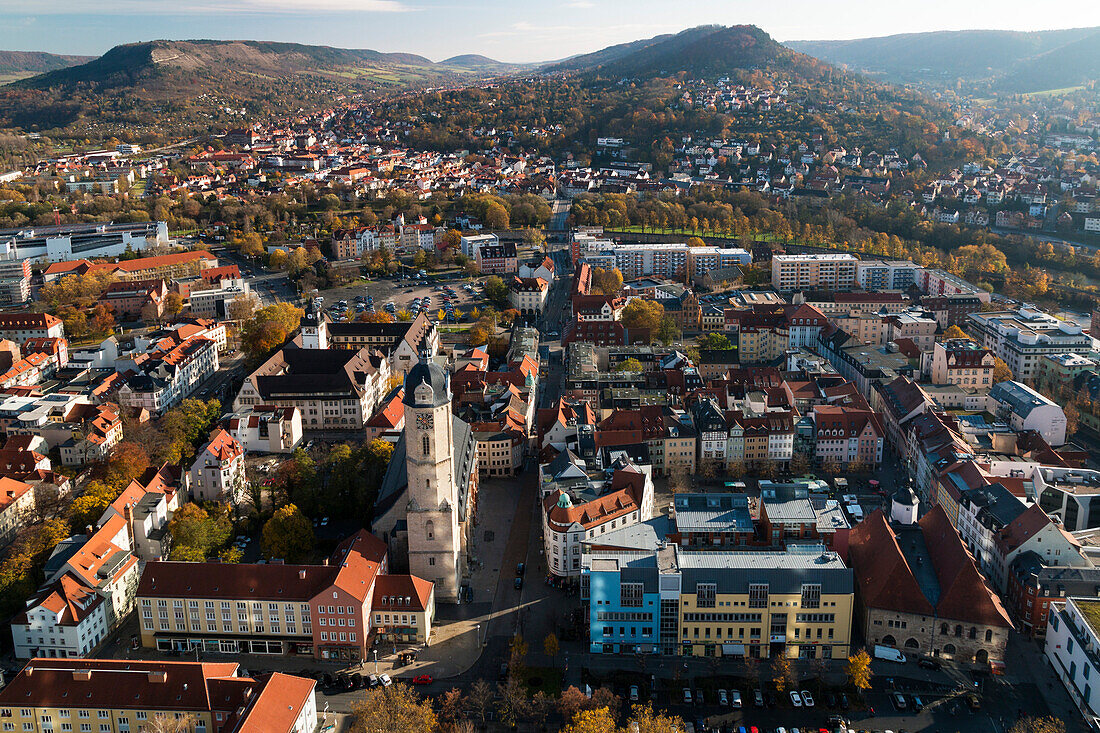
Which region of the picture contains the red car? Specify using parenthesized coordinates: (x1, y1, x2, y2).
(412, 675, 433, 685)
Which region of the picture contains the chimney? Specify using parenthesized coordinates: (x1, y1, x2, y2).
(73, 670, 92, 681)
(148, 671, 167, 683)
(299, 570, 307, 580)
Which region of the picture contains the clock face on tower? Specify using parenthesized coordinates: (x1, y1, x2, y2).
(416, 413, 434, 430)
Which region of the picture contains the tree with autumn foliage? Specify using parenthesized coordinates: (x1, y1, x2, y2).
(350, 684, 437, 733)
(242, 302, 304, 358)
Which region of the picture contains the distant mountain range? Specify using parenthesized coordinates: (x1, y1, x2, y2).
(0, 39, 526, 134)
(546, 25, 828, 80)
(0, 50, 92, 78)
(12, 39, 520, 91)
(786, 27, 1100, 92)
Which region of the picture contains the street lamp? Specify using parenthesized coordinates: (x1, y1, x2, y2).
(373, 649, 378, 674)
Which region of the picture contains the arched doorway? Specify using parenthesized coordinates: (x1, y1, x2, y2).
(904, 638, 920, 649)
(882, 634, 897, 646)
(975, 649, 989, 664)
(943, 643, 956, 656)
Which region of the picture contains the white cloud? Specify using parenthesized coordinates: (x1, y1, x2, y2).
(565, 0, 594, 8)
(0, 0, 409, 14)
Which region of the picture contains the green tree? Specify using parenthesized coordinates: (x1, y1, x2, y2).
(485, 201, 510, 230)
(482, 275, 510, 307)
(261, 504, 315, 562)
(70, 481, 118, 531)
(615, 358, 644, 372)
(166, 503, 233, 561)
(699, 332, 733, 350)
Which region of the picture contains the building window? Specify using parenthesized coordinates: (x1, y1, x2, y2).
(697, 583, 717, 609)
(801, 584, 821, 609)
(621, 583, 644, 608)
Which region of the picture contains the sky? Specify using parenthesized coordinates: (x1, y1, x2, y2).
(1, 0, 1099, 62)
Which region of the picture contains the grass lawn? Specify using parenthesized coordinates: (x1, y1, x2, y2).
(521, 666, 564, 697)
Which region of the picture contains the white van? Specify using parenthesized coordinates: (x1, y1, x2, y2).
(874, 644, 906, 663)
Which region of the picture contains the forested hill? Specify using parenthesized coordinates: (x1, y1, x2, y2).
(547, 25, 832, 81)
(787, 27, 1100, 91)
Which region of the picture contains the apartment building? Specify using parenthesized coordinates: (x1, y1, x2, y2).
(927, 339, 995, 387)
(968, 307, 1093, 381)
(0, 476, 36, 546)
(1046, 597, 1100, 723)
(188, 429, 245, 503)
(97, 279, 167, 320)
(543, 458, 654, 578)
(225, 405, 303, 454)
(326, 312, 439, 376)
(476, 242, 518, 274)
(0, 660, 317, 733)
(987, 380, 1068, 447)
(582, 543, 854, 659)
(136, 530, 432, 662)
(509, 276, 550, 314)
(855, 260, 922, 290)
(0, 313, 65, 344)
(44, 250, 216, 283)
(770, 254, 858, 292)
(117, 335, 220, 415)
(917, 268, 992, 303)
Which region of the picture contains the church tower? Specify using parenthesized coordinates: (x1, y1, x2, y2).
(300, 300, 328, 350)
(402, 353, 461, 601)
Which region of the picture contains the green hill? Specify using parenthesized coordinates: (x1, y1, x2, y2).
(786, 27, 1100, 90)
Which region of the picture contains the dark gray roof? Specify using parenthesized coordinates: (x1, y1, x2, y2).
(374, 415, 476, 523)
(403, 359, 449, 408)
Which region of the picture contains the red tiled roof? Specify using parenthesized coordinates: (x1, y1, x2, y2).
(372, 574, 434, 612)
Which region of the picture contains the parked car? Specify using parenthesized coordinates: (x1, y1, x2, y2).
(731, 690, 742, 708)
(719, 689, 729, 706)
(754, 690, 764, 707)
(412, 675, 433, 685)
(966, 694, 981, 711)
(366, 674, 379, 687)
(379, 674, 392, 687)
(516, 562, 526, 576)
(801, 691, 814, 707)
(514, 576, 523, 590)
(892, 692, 907, 711)
(790, 691, 803, 707)
(911, 695, 923, 712)
(683, 688, 693, 704)
(629, 685, 639, 702)
(839, 693, 849, 710)
(917, 657, 942, 670)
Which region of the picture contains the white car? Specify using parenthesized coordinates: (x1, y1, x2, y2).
(629, 685, 639, 702)
(718, 689, 728, 706)
(801, 690, 814, 707)
(790, 691, 803, 707)
(731, 690, 742, 708)
(379, 674, 393, 687)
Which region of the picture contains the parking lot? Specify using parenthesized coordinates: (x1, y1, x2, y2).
(318, 275, 488, 322)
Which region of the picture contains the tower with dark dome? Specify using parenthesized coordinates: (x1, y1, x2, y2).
(402, 352, 461, 601)
(890, 484, 920, 525)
